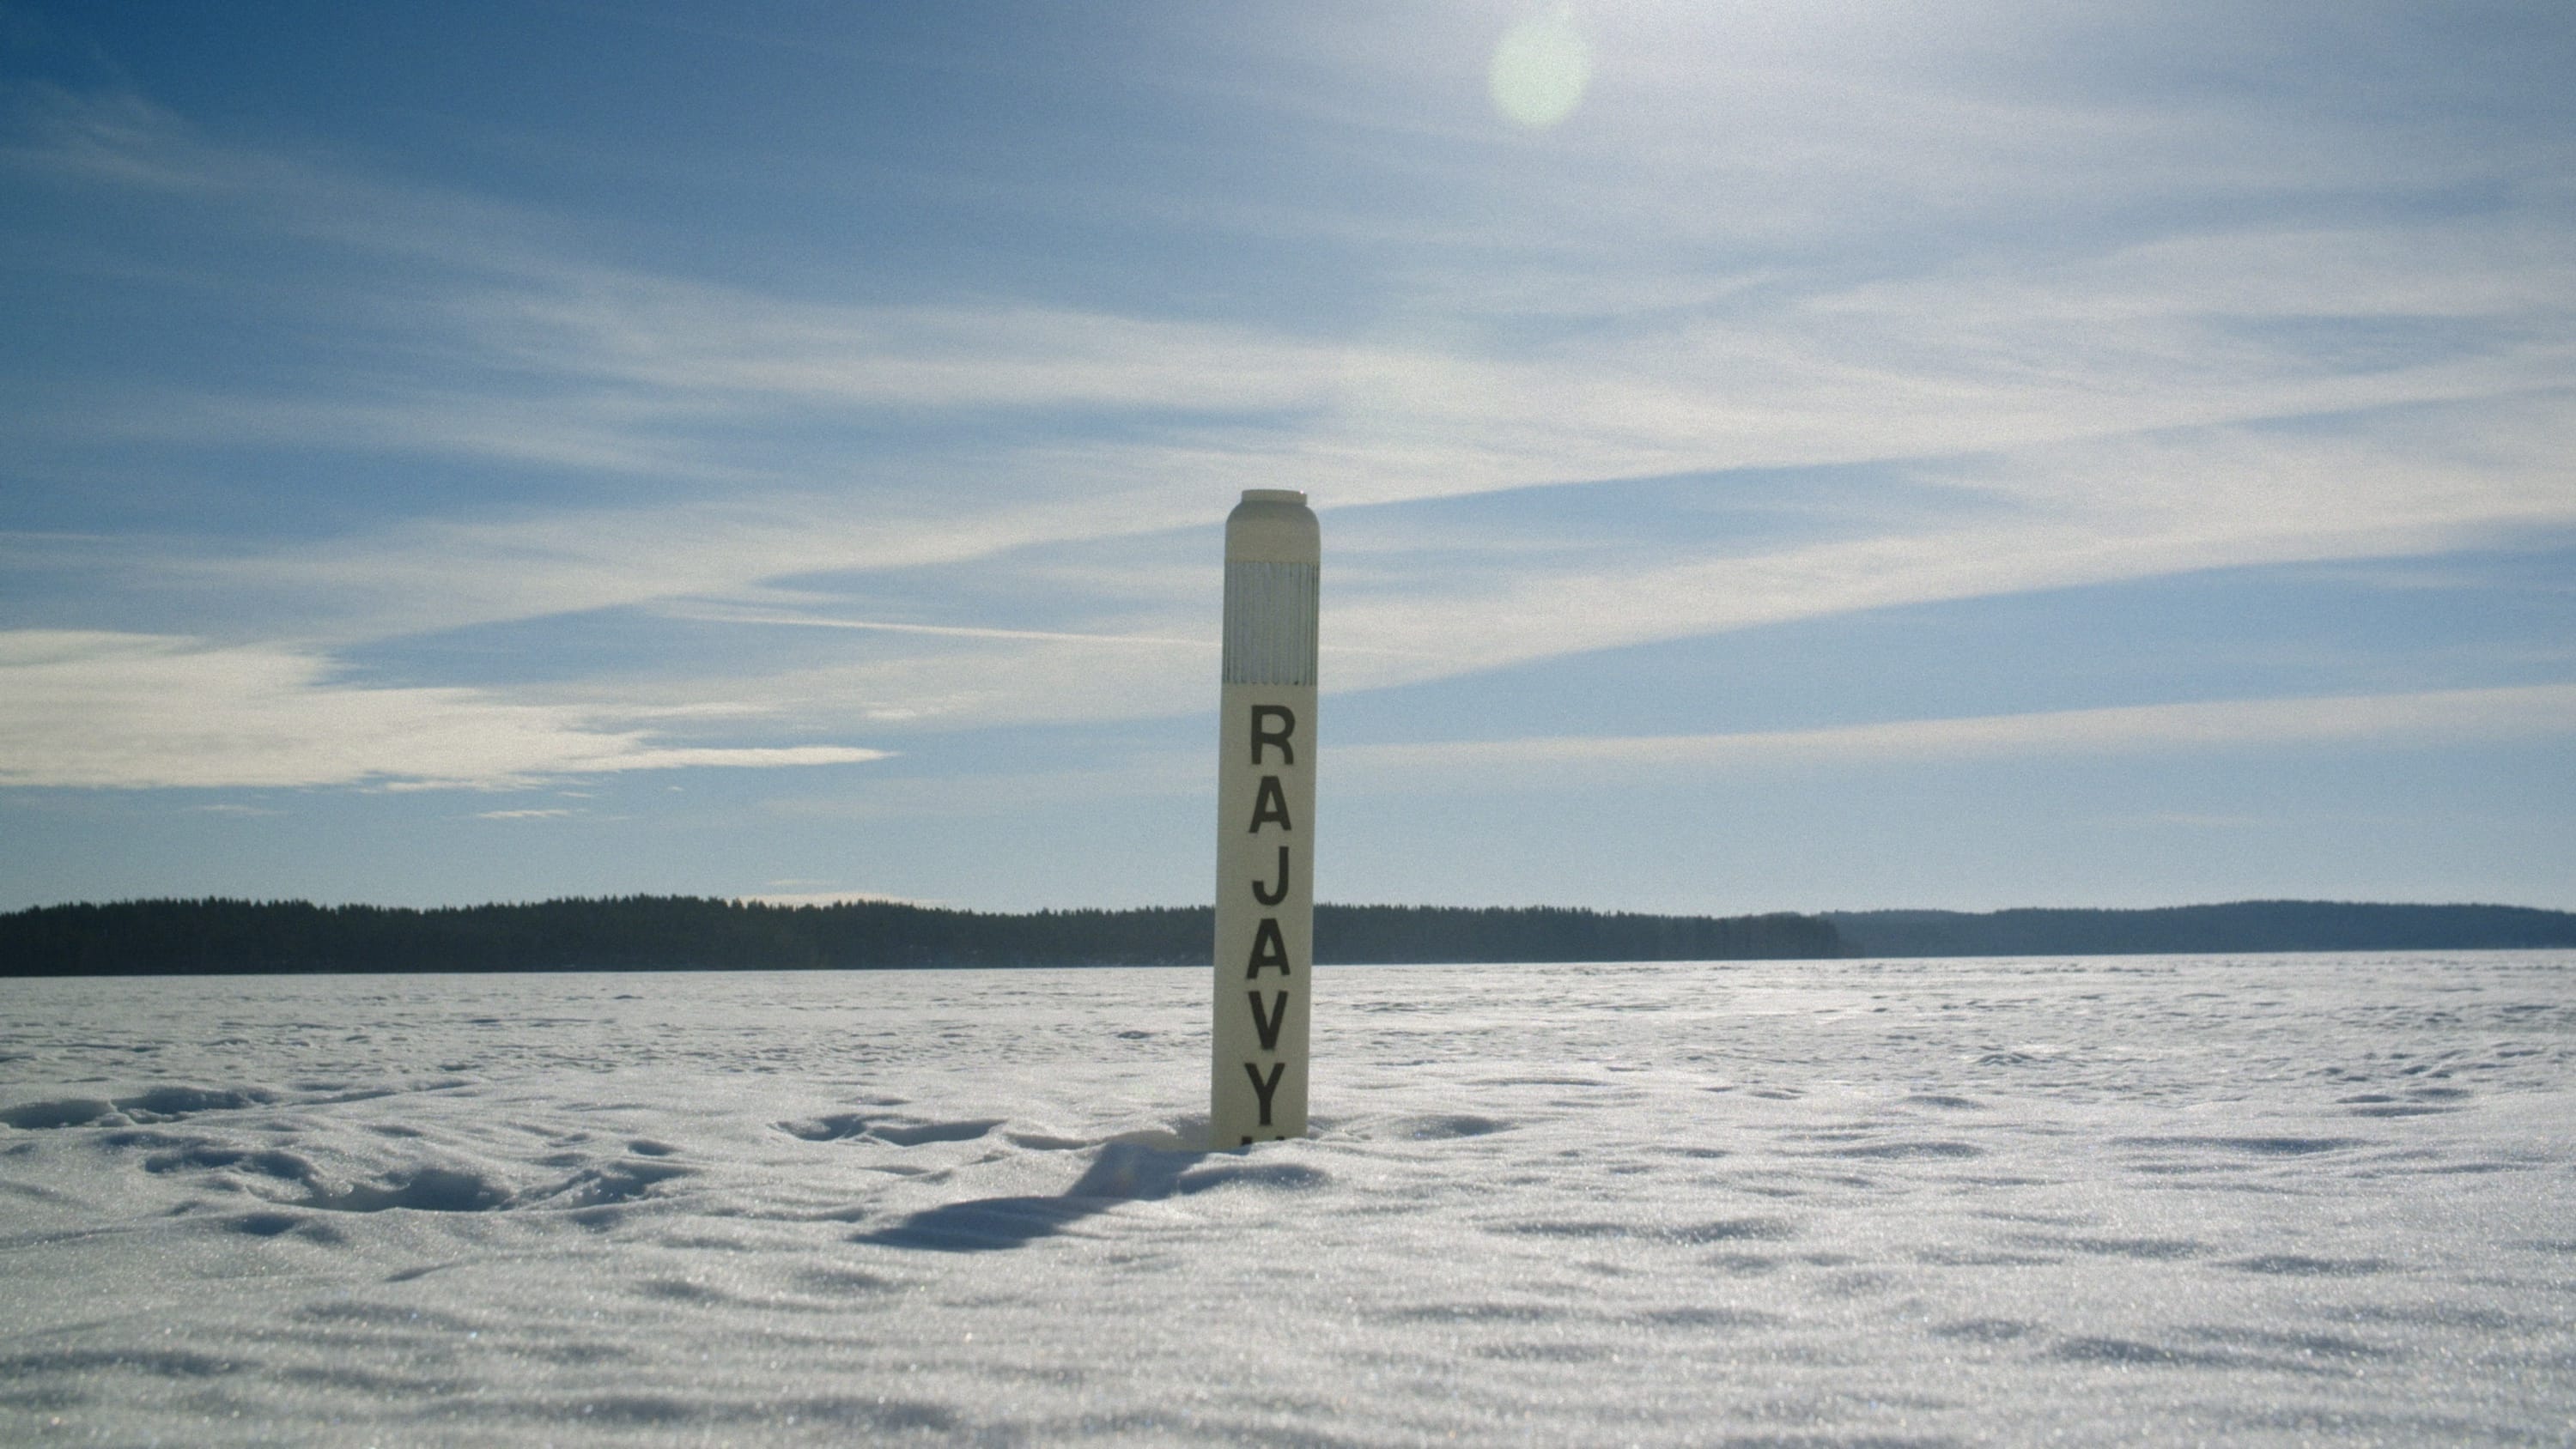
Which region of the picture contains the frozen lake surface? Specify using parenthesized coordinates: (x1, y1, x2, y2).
(3, 954, 2572, 1446)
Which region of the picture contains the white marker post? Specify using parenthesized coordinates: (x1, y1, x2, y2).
(1211, 488, 1318, 1147)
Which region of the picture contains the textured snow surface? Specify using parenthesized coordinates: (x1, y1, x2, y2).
(3, 954, 2572, 1446)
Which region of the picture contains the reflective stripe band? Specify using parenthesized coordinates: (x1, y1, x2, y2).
(1221, 561, 1319, 687)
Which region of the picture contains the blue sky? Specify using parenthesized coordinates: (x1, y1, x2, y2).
(3, 1, 2571, 914)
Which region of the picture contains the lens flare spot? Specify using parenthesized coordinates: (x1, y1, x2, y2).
(1488, 9, 1592, 130)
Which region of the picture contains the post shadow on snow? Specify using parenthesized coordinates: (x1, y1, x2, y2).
(852, 1132, 1324, 1253)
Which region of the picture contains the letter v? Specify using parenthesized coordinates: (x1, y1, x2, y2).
(1247, 990, 1288, 1051)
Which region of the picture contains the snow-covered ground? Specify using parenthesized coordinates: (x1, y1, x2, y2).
(3, 953, 2571, 1446)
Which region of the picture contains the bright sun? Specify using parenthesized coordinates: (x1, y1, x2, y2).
(1488, 8, 1593, 130)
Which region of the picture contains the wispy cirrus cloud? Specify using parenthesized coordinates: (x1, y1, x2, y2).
(1340, 682, 2576, 783)
(4, 39, 2571, 747)
(0, 632, 887, 790)
(1319, 392, 2576, 691)
(14, 76, 2567, 480)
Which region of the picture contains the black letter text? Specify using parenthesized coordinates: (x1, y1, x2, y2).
(1246, 917, 1292, 978)
(1250, 705, 1296, 766)
(1249, 775, 1292, 833)
(1252, 844, 1290, 906)
(1248, 990, 1289, 1051)
(1244, 1060, 1285, 1126)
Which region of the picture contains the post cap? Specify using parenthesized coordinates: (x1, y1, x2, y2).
(1226, 488, 1318, 563)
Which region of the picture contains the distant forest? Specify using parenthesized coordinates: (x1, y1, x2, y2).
(1827, 901, 2576, 957)
(5, 897, 2569, 977)
(0, 897, 1840, 976)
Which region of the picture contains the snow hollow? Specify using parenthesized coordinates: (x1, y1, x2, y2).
(3, 953, 2572, 1445)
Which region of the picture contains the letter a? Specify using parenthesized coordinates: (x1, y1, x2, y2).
(1246, 917, 1291, 978)
(1248, 990, 1289, 1051)
(1244, 1060, 1285, 1127)
(1249, 775, 1292, 833)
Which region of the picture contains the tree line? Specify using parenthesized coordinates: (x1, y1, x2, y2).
(1825, 900, 2576, 956)
(0, 896, 1844, 976)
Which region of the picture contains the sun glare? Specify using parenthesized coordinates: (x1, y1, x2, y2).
(1488, 8, 1593, 130)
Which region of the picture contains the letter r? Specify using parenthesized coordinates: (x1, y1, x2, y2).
(1251, 705, 1296, 766)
